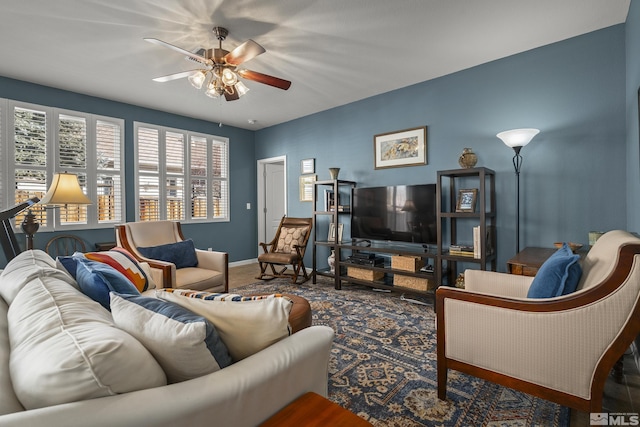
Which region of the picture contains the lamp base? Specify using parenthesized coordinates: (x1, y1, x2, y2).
(20, 209, 39, 250)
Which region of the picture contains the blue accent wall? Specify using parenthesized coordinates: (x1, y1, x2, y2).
(256, 25, 627, 271)
(627, 0, 640, 233)
(0, 77, 257, 265)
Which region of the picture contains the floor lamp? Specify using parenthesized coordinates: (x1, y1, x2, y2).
(496, 128, 539, 253)
(22, 172, 92, 250)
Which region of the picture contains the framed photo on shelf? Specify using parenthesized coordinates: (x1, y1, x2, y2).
(373, 126, 427, 169)
(327, 222, 344, 242)
(456, 188, 478, 212)
(300, 158, 315, 174)
(299, 175, 316, 202)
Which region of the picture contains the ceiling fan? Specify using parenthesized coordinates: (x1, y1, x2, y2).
(144, 27, 291, 101)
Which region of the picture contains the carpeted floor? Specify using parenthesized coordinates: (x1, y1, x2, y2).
(234, 278, 570, 427)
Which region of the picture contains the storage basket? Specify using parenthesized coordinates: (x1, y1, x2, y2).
(391, 255, 425, 272)
(347, 266, 384, 281)
(393, 274, 435, 291)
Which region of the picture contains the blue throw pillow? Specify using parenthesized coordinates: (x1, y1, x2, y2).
(527, 243, 582, 298)
(56, 251, 86, 279)
(110, 292, 232, 383)
(137, 239, 198, 269)
(76, 258, 140, 310)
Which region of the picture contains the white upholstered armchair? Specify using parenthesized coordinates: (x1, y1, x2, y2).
(115, 221, 228, 292)
(436, 230, 640, 412)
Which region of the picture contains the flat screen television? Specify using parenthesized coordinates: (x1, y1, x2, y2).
(351, 184, 437, 245)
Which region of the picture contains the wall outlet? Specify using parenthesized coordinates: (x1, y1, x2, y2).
(246, 203, 251, 209)
(207, 247, 212, 251)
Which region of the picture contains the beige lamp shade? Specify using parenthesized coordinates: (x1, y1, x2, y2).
(39, 172, 92, 206)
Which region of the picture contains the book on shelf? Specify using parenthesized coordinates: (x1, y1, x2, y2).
(449, 250, 476, 257)
(473, 226, 481, 259)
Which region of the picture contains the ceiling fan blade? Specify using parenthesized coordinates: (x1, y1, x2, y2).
(238, 69, 291, 90)
(224, 89, 240, 101)
(152, 70, 199, 82)
(144, 38, 210, 65)
(224, 39, 266, 66)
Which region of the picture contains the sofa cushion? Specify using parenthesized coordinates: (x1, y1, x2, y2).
(7, 277, 166, 410)
(137, 239, 198, 269)
(276, 226, 308, 253)
(0, 296, 23, 415)
(527, 243, 582, 298)
(110, 292, 232, 383)
(0, 249, 77, 304)
(84, 248, 152, 292)
(156, 289, 292, 361)
(75, 258, 140, 310)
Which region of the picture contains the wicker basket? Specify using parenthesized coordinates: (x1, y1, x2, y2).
(391, 255, 425, 272)
(393, 274, 434, 291)
(347, 266, 384, 281)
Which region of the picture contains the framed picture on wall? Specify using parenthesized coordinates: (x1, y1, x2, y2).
(301, 158, 315, 174)
(373, 126, 427, 169)
(299, 175, 316, 202)
(456, 189, 478, 212)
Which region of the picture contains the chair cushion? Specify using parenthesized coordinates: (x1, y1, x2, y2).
(8, 277, 166, 410)
(257, 252, 300, 264)
(137, 239, 198, 269)
(276, 226, 308, 254)
(110, 293, 232, 383)
(156, 289, 292, 361)
(75, 258, 140, 310)
(176, 267, 224, 291)
(527, 243, 582, 298)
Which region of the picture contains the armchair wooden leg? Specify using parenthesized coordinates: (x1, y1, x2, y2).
(437, 363, 448, 400)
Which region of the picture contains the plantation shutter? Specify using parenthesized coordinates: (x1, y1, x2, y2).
(58, 114, 88, 225)
(190, 136, 207, 219)
(13, 106, 48, 226)
(211, 139, 228, 219)
(166, 131, 185, 220)
(0, 101, 3, 211)
(137, 127, 160, 221)
(96, 119, 122, 223)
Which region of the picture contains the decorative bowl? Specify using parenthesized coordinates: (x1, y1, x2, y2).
(554, 242, 583, 253)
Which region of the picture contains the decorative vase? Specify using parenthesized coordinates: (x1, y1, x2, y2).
(458, 148, 478, 169)
(329, 168, 340, 180)
(328, 250, 335, 274)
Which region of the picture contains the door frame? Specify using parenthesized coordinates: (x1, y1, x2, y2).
(256, 155, 287, 253)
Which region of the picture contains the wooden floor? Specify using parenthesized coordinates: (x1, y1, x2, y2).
(229, 262, 640, 424)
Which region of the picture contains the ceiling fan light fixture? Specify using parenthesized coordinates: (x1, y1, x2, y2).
(221, 68, 238, 86)
(235, 80, 250, 97)
(188, 70, 207, 89)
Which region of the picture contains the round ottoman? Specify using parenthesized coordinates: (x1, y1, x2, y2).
(249, 293, 312, 333)
(284, 294, 312, 333)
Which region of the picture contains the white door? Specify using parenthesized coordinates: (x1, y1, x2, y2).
(264, 162, 285, 242)
(257, 156, 287, 252)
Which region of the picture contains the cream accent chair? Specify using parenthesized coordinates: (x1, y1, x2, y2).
(115, 221, 228, 292)
(436, 230, 640, 413)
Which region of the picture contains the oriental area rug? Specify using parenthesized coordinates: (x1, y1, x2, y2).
(236, 278, 570, 427)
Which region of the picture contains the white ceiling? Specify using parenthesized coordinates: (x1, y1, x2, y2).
(0, 0, 630, 130)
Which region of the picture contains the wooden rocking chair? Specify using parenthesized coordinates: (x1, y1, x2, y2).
(256, 217, 312, 284)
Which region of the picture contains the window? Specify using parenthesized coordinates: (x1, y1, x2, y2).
(134, 122, 229, 223)
(0, 99, 125, 230)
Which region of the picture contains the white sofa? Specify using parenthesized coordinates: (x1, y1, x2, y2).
(0, 250, 334, 427)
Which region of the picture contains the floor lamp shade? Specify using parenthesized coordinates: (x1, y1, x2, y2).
(497, 128, 539, 253)
(39, 172, 92, 206)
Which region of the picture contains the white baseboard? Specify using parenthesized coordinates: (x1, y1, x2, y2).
(229, 258, 258, 268)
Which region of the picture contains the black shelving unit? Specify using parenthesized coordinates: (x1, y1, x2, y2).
(436, 167, 497, 287)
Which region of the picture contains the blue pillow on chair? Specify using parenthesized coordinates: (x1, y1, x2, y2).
(136, 239, 198, 269)
(527, 243, 582, 298)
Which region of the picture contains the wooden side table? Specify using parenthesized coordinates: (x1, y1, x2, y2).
(506, 247, 557, 276)
(260, 392, 373, 427)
